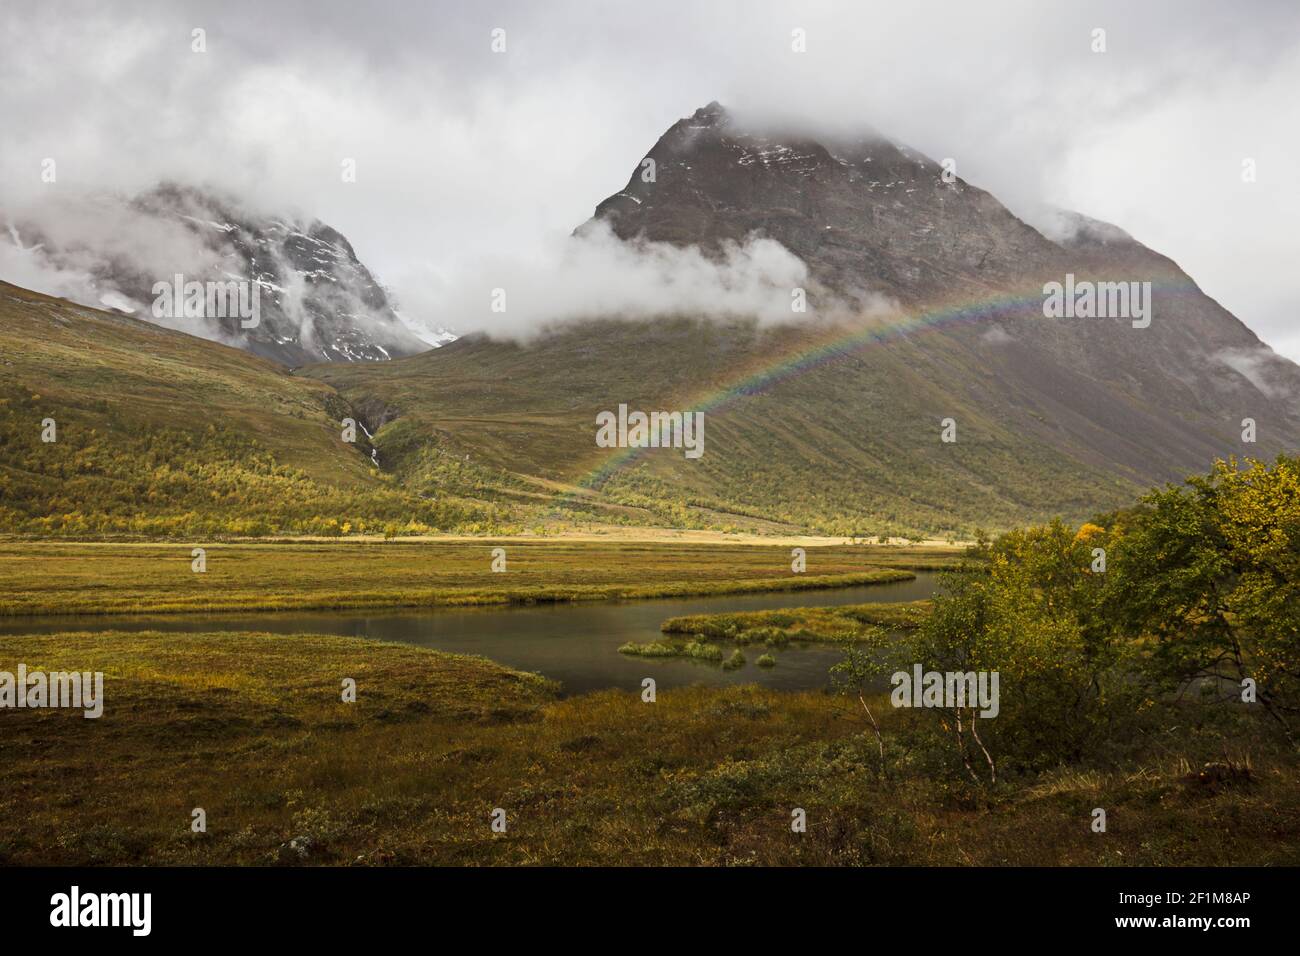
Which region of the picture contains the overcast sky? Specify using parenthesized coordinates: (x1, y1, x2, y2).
(2, 0, 1298, 357)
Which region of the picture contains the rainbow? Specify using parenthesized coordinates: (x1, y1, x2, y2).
(557, 278, 1196, 504)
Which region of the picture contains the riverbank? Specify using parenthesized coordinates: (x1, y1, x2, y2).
(1, 630, 1293, 866)
(0, 540, 963, 617)
(0, 529, 973, 547)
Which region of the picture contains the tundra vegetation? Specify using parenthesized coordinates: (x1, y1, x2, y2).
(0, 457, 1294, 866)
(0, 541, 930, 617)
(618, 600, 930, 660)
(832, 455, 1298, 788)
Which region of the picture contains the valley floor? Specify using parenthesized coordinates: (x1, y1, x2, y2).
(0, 540, 963, 617)
(1, 631, 1294, 866)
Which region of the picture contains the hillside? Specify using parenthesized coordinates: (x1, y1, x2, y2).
(5, 103, 1299, 539)
(304, 104, 1300, 537)
(309, 317, 1139, 535)
(0, 281, 500, 536)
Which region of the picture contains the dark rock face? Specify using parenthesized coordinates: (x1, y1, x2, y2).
(584, 102, 1300, 482)
(589, 102, 1048, 303)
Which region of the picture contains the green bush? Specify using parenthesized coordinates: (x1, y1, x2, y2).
(722, 649, 746, 670)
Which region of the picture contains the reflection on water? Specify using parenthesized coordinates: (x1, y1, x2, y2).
(0, 572, 942, 696)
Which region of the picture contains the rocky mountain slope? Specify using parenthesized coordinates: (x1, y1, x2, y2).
(3, 184, 450, 366)
(307, 103, 1300, 536)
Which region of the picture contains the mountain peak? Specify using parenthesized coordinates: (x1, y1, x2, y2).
(588, 103, 1046, 302)
(3, 183, 445, 365)
(689, 100, 730, 126)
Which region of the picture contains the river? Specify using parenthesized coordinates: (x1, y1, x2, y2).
(0, 571, 941, 695)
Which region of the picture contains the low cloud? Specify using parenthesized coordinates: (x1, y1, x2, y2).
(0, 187, 433, 355)
(1214, 345, 1296, 400)
(5, 191, 870, 347)
(394, 219, 856, 340)
(980, 325, 1016, 346)
(4, 1, 1295, 358)
(2, 190, 234, 339)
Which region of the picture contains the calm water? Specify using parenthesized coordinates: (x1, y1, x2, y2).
(0, 572, 941, 696)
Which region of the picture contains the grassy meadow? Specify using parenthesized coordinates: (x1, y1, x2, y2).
(2, 630, 1295, 867)
(0, 540, 959, 616)
(1, 456, 1294, 868)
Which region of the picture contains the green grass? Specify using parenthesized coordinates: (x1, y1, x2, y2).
(0, 540, 931, 616)
(1, 630, 1295, 866)
(617, 640, 681, 658)
(620, 639, 724, 661)
(660, 600, 933, 644)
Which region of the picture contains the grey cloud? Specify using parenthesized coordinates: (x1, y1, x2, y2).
(1, 0, 1297, 356)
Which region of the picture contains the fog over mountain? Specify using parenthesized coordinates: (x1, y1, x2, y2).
(2, 184, 446, 363)
(2, 0, 1297, 359)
